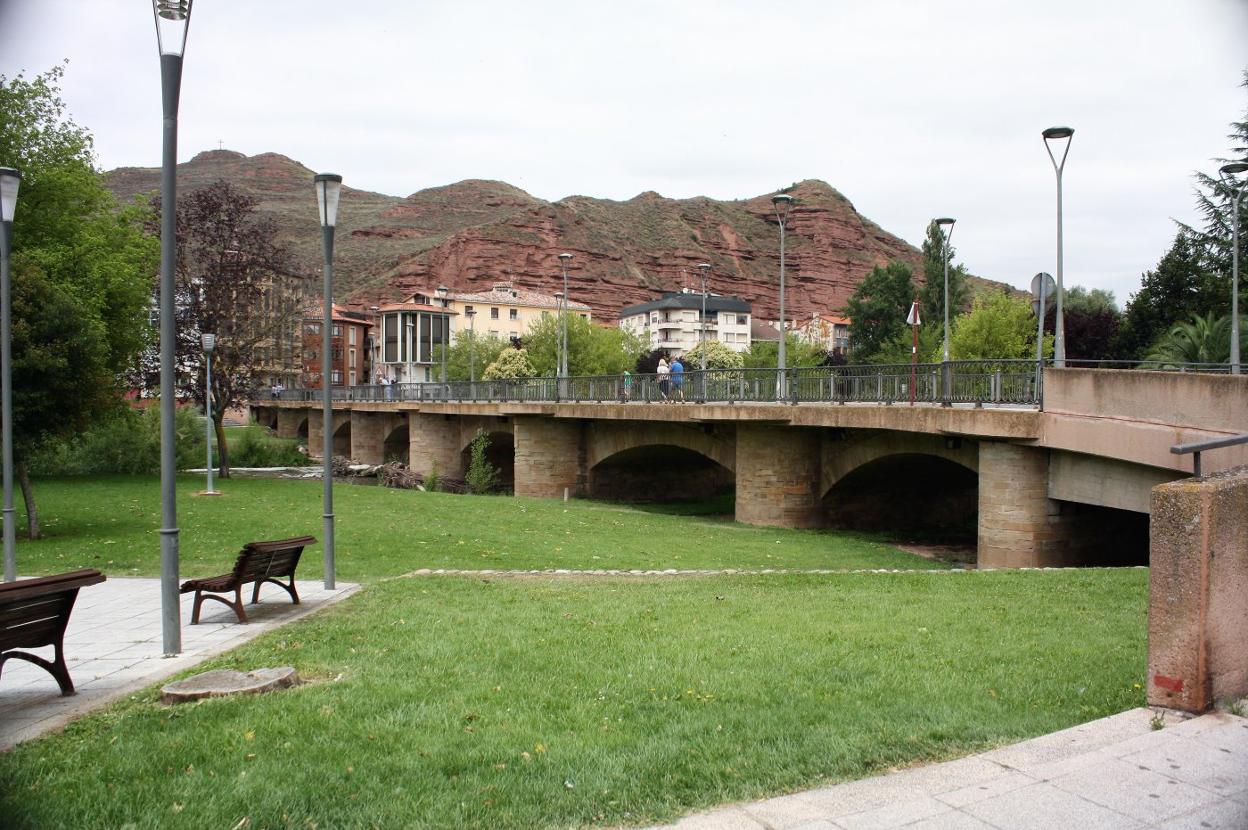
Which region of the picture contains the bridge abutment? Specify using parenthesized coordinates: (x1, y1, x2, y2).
(514, 416, 585, 498)
(735, 424, 822, 528)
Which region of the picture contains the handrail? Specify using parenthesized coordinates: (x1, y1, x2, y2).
(1170, 433, 1248, 477)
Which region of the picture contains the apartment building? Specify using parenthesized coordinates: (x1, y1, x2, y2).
(618, 290, 752, 358)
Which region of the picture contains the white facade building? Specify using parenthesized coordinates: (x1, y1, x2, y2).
(618, 290, 752, 358)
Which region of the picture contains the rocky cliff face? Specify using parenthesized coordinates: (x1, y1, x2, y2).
(105, 151, 1008, 324)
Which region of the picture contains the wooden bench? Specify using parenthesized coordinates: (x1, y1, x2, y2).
(0, 569, 106, 696)
(180, 535, 316, 624)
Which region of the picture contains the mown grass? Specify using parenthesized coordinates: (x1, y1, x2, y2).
(0, 569, 1147, 830)
(14, 475, 944, 581)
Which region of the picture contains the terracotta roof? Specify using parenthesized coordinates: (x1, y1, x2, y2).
(795, 314, 851, 327)
(378, 302, 459, 314)
(303, 302, 375, 326)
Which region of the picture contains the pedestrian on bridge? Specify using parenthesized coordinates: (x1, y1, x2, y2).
(657, 358, 671, 402)
(671, 358, 685, 402)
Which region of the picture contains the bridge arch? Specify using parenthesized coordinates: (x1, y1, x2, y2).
(332, 419, 351, 458)
(587, 421, 736, 472)
(383, 421, 409, 464)
(459, 429, 516, 491)
(821, 433, 979, 543)
(585, 422, 736, 503)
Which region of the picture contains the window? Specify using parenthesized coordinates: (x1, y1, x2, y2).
(413, 293, 428, 304)
(331, 370, 343, 384)
(737, 315, 747, 325)
(306, 322, 321, 335)
(332, 324, 342, 337)
(332, 346, 343, 361)
(488, 329, 500, 337)
(509, 308, 518, 320)
(383, 314, 399, 363)
(580, 314, 587, 320)
(510, 331, 518, 340)
(349, 347, 356, 368)
(490, 307, 499, 319)
(349, 328, 357, 346)
(464, 305, 474, 315)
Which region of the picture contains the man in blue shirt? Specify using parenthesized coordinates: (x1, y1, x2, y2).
(670, 358, 685, 402)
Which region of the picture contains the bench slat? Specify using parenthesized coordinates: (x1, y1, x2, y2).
(0, 569, 105, 602)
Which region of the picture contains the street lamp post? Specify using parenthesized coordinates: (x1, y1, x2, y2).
(772, 195, 793, 398)
(201, 333, 216, 495)
(314, 173, 342, 591)
(1220, 162, 1247, 374)
(153, 0, 192, 655)
(0, 167, 21, 583)
(1043, 126, 1074, 367)
(934, 218, 956, 362)
(464, 308, 477, 385)
(558, 253, 573, 379)
(435, 284, 449, 382)
(697, 263, 711, 402)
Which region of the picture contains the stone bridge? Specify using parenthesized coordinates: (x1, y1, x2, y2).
(253, 369, 1247, 569)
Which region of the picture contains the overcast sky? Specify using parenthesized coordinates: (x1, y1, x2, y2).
(2, 0, 1245, 303)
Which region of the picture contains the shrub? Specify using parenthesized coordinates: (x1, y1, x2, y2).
(424, 460, 440, 493)
(464, 431, 499, 494)
(230, 429, 310, 468)
(28, 403, 205, 476)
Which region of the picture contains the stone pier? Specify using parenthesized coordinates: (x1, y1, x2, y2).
(735, 424, 821, 528)
(514, 416, 585, 499)
(409, 413, 465, 478)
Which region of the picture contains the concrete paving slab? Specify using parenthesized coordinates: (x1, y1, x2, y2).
(647, 709, 1248, 830)
(0, 576, 358, 751)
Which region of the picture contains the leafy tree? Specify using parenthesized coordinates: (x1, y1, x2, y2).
(872, 323, 941, 366)
(741, 333, 827, 369)
(482, 347, 536, 380)
(521, 314, 647, 377)
(1116, 233, 1224, 359)
(437, 331, 510, 381)
(918, 220, 970, 345)
(464, 430, 499, 494)
(1063, 285, 1118, 315)
(635, 348, 666, 374)
(1047, 285, 1123, 361)
(948, 291, 1050, 361)
(1145, 312, 1244, 366)
(683, 340, 745, 370)
(844, 261, 917, 362)
(0, 65, 157, 537)
(139, 180, 302, 478)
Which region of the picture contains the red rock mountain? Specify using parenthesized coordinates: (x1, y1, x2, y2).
(105, 150, 1005, 322)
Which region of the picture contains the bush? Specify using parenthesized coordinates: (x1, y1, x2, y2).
(229, 428, 310, 468)
(464, 431, 499, 494)
(28, 403, 204, 476)
(424, 460, 440, 493)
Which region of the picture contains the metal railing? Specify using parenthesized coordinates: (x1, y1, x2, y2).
(1171, 433, 1248, 476)
(272, 360, 1045, 407)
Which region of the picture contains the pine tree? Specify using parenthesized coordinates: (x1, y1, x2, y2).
(918, 220, 970, 347)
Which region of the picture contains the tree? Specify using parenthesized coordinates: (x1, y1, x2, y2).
(948, 290, 1050, 361)
(464, 431, 499, 494)
(1145, 312, 1244, 366)
(918, 220, 970, 344)
(1116, 233, 1223, 359)
(521, 313, 647, 376)
(0, 65, 157, 537)
(844, 261, 917, 362)
(683, 340, 745, 370)
(482, 347, 536, 380)
(741, 333, 828, 369)
(1053, 285, 1122, 361)
(871, 323, 941, 366)
(436, 331, 510, 381)
(140, 180, 302, 478)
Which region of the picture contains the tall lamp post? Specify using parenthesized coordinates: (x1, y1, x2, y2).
(435, 284, 449, 382)
(314, 173, 342, 591)
(1043, 126, 1074, 367)
(697, 262, 711, 401)
(465, 308, 477, 385)
(200, 333, 216, 495)
(153, 0, 192, 655)
(0, 167, 20, 583)
(772, 195, 793, 398)
(1220, 162, 1247, 374)
(934, 218, 956, 363)
(557, 253, 573, 378)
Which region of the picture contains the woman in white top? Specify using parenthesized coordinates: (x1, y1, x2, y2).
(657, 358, 671, 402)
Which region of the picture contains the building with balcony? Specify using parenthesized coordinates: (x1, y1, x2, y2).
(618, 290, 752, 358)
(792, 313, 851, 354)
(301, 304, 374, 388)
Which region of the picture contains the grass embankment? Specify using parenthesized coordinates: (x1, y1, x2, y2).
(15, 475, 941, 581)
(0, 569, 1147, 830)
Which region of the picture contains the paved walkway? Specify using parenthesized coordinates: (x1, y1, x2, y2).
(648, 707, 1248, 830)
(0, 576, 358, 751)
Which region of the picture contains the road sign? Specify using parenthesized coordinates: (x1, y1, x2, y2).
(1030, 272, 1056, 316)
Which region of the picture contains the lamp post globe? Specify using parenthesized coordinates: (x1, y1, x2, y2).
(1043, 126, 1074, 367)
(314, 172, 342, 591)
(772, 194, 793, 398)
(0, 167, 21, 583)
(152, 0, 193, 655)
(1220, 162, 1248, 374)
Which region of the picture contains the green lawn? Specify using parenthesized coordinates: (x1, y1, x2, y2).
(14, 475, 943, 581)
(0, 476, 1148, 829)
(0, 569, 1147, 830)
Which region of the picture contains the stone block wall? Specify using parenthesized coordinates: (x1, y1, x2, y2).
(1148, 467, 1248, 713)
(514, 416, 585, 498)
(735, 424, 821, 528)
(409, 413, 465, 478)
(276, 409, 305, 440)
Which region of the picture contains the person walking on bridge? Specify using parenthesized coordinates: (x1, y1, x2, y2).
(670, 357, 685, 402)
(657, 358, 671, 402)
